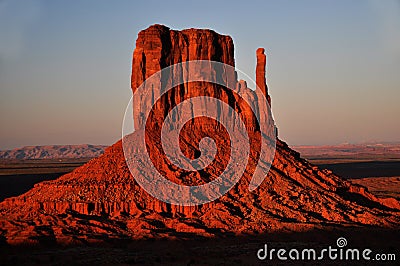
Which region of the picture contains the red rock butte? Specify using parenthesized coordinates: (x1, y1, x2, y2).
(0, 24, 399, 244)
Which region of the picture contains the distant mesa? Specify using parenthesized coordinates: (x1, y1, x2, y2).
(0, 144, 107, 160)
(292, 142, 400, 160)
(0, 24, 399, 245)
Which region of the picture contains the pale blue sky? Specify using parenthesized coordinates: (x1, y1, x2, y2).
(1, 0, 399, 149)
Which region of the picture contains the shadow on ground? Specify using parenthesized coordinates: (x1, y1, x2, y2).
(0, 227, 399, 265)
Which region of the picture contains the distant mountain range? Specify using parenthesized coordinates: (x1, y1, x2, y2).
(1, 142, 399, 160)
(0, 144, 108, 159)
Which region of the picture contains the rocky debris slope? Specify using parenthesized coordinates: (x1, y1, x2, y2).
(0, 145, 107, 160)
(0, 25, 399, 245)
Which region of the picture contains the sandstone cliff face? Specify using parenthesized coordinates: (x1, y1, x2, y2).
(131, 24, 235, 91)
(131, 25, 247, 131)
(0, 25, 399, 244)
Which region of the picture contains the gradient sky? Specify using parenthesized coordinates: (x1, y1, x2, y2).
(1, 0, 399, 149)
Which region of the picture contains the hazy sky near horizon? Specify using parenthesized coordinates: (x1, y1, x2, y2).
(1, 0, 399, 149)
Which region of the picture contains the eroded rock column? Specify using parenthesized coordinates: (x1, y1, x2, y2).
(256, 48, 271, 107)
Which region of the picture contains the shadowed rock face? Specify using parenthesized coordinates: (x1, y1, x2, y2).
(0, 25, 399, 245)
